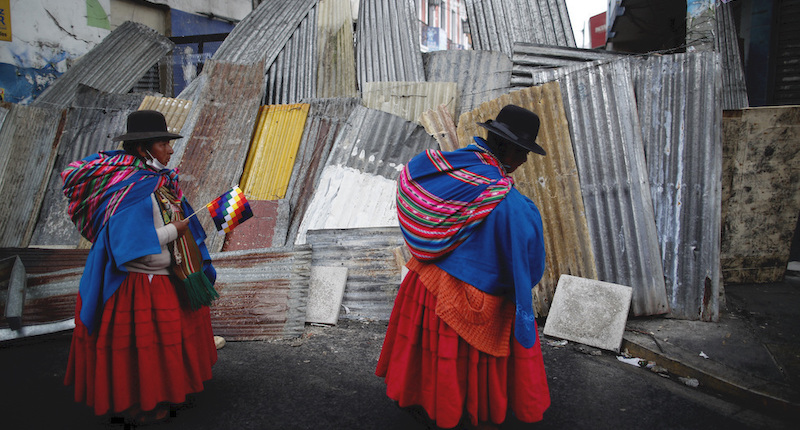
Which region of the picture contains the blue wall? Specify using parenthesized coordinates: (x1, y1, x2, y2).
(0, 51, 69, 104)
(171, 9, 235, 95)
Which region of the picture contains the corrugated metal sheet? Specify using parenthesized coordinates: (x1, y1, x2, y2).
(419, 104, 460, 152)
(721, 107, 800, 283)
(0, 248, 88, 274)
(317, 0, 358, 98)
(715, 1, 749, 110)
(30, 86, 145, 247)
(171, 74, 208, 168)
(361, 81, 459, 123)
(138, 96, 193, 134)
(0, 104, 64, 248)
(18, 268, 81, 328)
(423, 49, 513, 118)
(212, 0, 317, 65)
(241, 104, 311, 200)
(456, 82, 597, 316)
(177, 60, 267, 253)
(281, 98, 361, 247)
(295, 105, 437, 244)
(631, 53, 722, 321)
(306, 227, 406, 321)
(530, 61, 669, 317)
(0, 104, 8, 128)
(32, 21, 173, 110)
(511, 42, 625, 87)
(210, 246, 312, 340)
(265, 6, 318, 105)
(465, 0, 576, 58)
(355, 0, 425, 92)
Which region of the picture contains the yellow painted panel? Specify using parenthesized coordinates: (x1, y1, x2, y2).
(241, 104, 310, 200)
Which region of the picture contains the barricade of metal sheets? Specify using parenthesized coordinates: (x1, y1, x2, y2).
(457, 81, 597, 316)
(281, 98, 361, 247)
(30, 86, 145, 248)
(361, 81, 459, 124)
(306, 227, 405, 321)
(529, 61, 669, 317)
(296, 106, 437, 244)
(355, 0, 424, 92)
(419, 104, 460, 152)
(138, 95, 193, 134)
(423, 49, 513, 118)
(715, 1, 749, 110)
(511, 42, 625, 87)
(0, 104, 64, 248)
(177, 60, 267, 253)
(631, 52, 722, 321)
(212, 0, 317, 66)
(32, 21, 173, 109)
(465, 0, 575, 58)
(210, 246, 312, 340)
(316, 0, 358, 98)
(265, 7, 317, 105)
(241, 104, 311, 200)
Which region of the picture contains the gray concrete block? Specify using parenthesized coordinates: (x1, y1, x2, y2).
(306, 266, 348, 325)
(543, 274, 632, 352)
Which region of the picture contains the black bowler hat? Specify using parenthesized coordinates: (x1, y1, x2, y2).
(477, 105, 546, 156)
(112, 110, 183, 142)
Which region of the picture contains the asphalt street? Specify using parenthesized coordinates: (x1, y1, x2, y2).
(0, 318, 793, 430)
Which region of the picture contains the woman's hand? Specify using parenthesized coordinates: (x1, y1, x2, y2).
(171, 218, 191, 237)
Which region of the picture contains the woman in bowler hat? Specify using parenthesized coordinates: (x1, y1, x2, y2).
(62, 110, 218, 425)
(377, 105, 551, 428)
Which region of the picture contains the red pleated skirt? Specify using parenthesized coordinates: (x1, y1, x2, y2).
(376, 269, 550, 429)
(64, 272, 217, 416)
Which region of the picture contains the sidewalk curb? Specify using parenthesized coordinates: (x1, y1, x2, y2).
(621, 331, 800, 419)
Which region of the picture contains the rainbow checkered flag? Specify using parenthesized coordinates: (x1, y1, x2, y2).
(206, 186, 253, 235)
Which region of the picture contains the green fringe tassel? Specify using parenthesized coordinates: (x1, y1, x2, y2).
(183, 271, 219, 310)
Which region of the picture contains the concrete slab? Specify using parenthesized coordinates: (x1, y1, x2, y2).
(306, 266, 349, 325)
(543, 274, 632, 352)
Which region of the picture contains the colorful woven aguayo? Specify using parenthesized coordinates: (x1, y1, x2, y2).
(397, 142, 514, 261)
(206, 186, 253, 234)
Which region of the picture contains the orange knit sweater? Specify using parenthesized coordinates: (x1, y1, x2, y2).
(407, 257, 515, 357)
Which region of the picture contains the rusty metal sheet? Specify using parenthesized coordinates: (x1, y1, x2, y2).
(632, 53, 722, 321)
(32, 21, 173, 110)
(715, 2, 749, 110)
(529, 61, 669, 317)
(355, 0, 424, 92)
(0, 248, 89, 274)
(721, 107, 800, 284)
(306, 227, 406, 321)
(316, 0, 358, 98)
(138, 96, 193, 134)
(419, 104, 460, 152)
(465, 0, 576, 58)
(0, 104, 64, 248)
(456, 82, 597, 317)
(29, 86, 144, 247)
(241, 104, 310, 200)
(423, 49, 513, 119)
(210, 246, 312, 340)
(177, 60, 267, 253)
(281, 98, 360, 247)
(213, 0, 317, 65)
(361, 81, 459, 123)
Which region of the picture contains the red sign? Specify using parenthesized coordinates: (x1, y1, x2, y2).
(589, 12, 607, 49)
